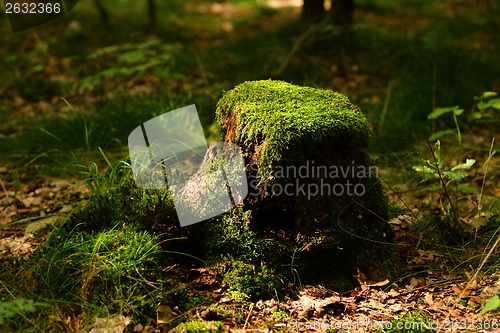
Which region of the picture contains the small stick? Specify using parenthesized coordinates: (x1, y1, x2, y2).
(378, 80, 395, 134)
(0, 176, 11, 204)
(243, 303, 254, 330)
(476, 137, 495, 216)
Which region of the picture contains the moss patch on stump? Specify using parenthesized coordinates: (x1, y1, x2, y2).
(216, 80, 397, 282)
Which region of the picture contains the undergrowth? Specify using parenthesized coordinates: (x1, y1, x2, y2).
(0, 158, 293, 330)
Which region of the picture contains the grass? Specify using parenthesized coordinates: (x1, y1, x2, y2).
(1, 0, 500, 330)
(2, 1, 498, 158)
(1, 232, 172, 330)
(0, 172, 204, 331)
(0, 160, 291, 330)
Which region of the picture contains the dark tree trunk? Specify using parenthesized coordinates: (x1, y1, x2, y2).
(330, 0, 354, 26)
(93, 0, 111, 32)
(93, 0, 157, 32)
(302, 0, 325, 21)
(147, 0, 158, 31)
(330, 0, 355, 47)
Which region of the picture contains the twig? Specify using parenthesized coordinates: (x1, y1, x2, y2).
(379, 174, 420, 222)
(243, 303, 254, 330)
(436, 227, 500, 333)
(0, 176, 11, 203)
(462, 233, 500, 301)
(476, 138, 495, 216)
(378, 80, 395, 135)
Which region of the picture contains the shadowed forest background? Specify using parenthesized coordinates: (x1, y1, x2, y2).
(0, 0, 499, 332)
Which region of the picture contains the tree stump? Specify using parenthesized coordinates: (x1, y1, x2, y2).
(216, 80, 397, 283)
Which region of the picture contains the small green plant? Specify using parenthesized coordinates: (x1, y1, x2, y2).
(469, 91, 500, 122)
(289, 246, 303, 291)
(428, 92, 500, 149)
(479, 295, 500, 315)
(0, 298, 43, 325)
(80, 39, 182, 91)
(412, 140, 476, 184)
(236, 313, 245, 324)
(412, 140, 476, 225)
(30, 225, 174, 319)
(428, 105, 464, 149)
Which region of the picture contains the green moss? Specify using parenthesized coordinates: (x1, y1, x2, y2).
(221, 260, 280, 302)
(170, 320, 224, 333)
(190, 208, 287, 266)
(216, 79, 371, 176)
(272, 310, 291, 321)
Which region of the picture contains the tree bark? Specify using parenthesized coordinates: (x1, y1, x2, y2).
(93, 0, 111, 32)
(147, 0, 158, 31)
(330, 0, 354, 26)
(302, 0, 325, 21)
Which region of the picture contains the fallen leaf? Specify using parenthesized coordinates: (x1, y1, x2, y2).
(88, 315, 130, 333)
(157, 305, 175, 324)
(424, 292, 434, 306)
(366, 279, 390, 288)
(453, 284, 469, 297)
(409, 277, 426, 289)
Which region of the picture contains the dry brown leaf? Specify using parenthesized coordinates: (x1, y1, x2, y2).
(466, 279, 479, 290)
(409, 277, 426, 289)
(0, 235, 33, 257)
(366, 279, 390, 288)
(87, 315, 130, 333)
(388, 303, 403, 312)
(362, 298, 385, 311)
(452, 285, 469, 297)
(157, 305, 175, 324)
(133, 324, 157, 333)
(424, 292, 434, 306)
(387, 289, 399, 297)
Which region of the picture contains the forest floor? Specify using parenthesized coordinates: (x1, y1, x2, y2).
(1, 130, 499, 332)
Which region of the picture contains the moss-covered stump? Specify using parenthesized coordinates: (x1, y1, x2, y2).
(216, 79, 397, 282)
